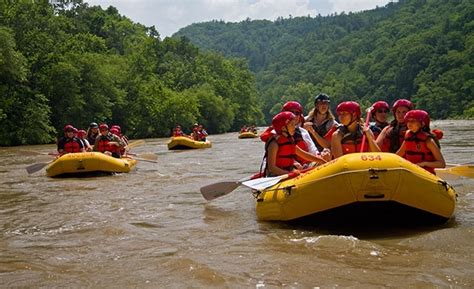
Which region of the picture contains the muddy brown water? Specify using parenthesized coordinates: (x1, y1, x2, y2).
(1, 120, 473, 288)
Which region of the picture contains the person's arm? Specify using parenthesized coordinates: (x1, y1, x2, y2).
(376, 126, 389, 149)
(295, 146, 327, 164)
(93, 137, 100, 151)
(419, 139, 446, 168)
(362, 124, 381, 152)
(395, 141, 406, 157)
(267, 141, 293, 176)
(330, 130, 344, 159)
(303, 122, 331, 149)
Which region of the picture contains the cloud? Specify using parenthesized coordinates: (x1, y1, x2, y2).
(85, 0, 393, 37)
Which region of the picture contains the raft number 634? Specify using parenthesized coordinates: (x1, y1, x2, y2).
(360, 155, 382, 161)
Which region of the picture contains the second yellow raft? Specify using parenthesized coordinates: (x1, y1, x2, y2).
(46, 152, 137, 177)
(167, 136, 212, 150)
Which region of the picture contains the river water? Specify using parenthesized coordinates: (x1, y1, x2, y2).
(0, 120, 473, 288)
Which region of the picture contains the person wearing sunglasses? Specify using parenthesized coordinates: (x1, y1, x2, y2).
(303, 93, 338, 152)
(369, 101, 390, 139)
(376, 99, 414, 153)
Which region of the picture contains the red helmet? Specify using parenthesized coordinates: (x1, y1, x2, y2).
(111, 125, 121, 133)
(282, 101, 303, 115)
(371, 101, 389, 115)
(63, 124, 74, 132)
(272, 111, 296, 134)
(99, 123, 109, 131)
(77, 130, 86, 138)
(404, 110, 430, 127)
(336, 101, 361, 118)
(392, 99, 414, 114)
(110, 127, 119, 135)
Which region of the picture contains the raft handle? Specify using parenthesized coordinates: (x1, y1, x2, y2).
(364, 193, 385, 199)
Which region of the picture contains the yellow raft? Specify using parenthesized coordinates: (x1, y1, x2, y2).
(46, 152, 137, 177)
(167, 136, 212, 150)
(255, 153, 456, 221)
(238, 132, 258, 139)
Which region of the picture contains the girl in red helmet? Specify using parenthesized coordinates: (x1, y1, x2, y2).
(93, 124, 125, 158)
(331, 101, 380, 158)
(376, 99, 414, 152)
(303, 93, 338, 152)
(369, 101, 390, 138)
(261, 101, 331, 168)
(396, 110, 445, 174)
(57, 125, 85, 154)
(264, 111, 327, 177)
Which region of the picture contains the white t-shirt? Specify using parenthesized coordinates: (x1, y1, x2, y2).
(299, 127, 319, 155)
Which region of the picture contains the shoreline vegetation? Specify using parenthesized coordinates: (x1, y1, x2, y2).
(1, 0, 472, 146)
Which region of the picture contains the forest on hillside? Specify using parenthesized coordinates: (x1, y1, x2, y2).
(175, 0, 473, 121)
(0, 0, 262, 146)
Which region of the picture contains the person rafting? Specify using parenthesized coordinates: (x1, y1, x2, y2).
(261, 101, 331, 166)
(303, 93, 339, 152)
(331, 101, 380, 158)
(57, 125, 85, 155)
(93, 123, 125, 158)
(240, 125, 248, 133)
(376, 99, 414, 153)
(86, 122, 100, 145)
(396, 110, 445, 174)
(369, 101, 390, 139)
(172, 125, 185, 137)
(76, 129, 93, 152)
(263, 111, 328, 177)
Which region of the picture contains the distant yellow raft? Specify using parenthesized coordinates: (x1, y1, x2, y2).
(167, 136, 212, 150)
(46, 152, 137, 177)
(238, 132, 258, 139)
(255, 153, 456, 221)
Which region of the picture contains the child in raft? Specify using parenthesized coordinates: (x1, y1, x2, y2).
(264, 111, 329, 177)
(396, 110, 445, 174)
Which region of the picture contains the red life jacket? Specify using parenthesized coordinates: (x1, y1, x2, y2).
(381, 123, 407, 153)
(340, 126, 369, 155)
(265, 135, 297, 172)
(403, 130, 436, 174)
(96, 134, 120, 154)
(262, 127, 309, 165)
(64, 138, 82, 153)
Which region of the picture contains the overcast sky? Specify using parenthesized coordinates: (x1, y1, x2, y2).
(85, 0, 394, 38)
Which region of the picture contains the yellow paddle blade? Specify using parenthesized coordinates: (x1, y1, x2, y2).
(127, 139, 145, 149)
(436, 165, 474, 178)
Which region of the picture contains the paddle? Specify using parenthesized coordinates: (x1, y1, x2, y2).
(126, 139, 145, 149)
(126, 152, 157, 161)
(360, 107, 373, 152)
(436, 164, 474, 178)
(200, 172, 301, 201)
(200, 176, 253, 201)
(25, 159, 55, 174)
